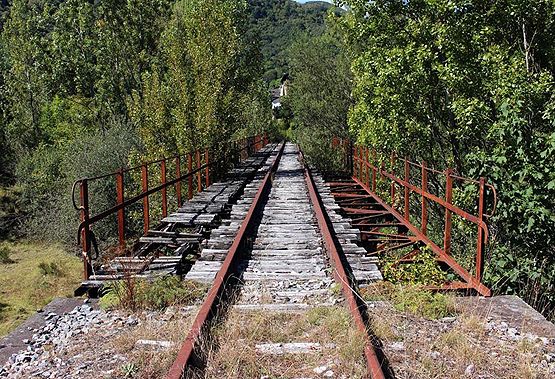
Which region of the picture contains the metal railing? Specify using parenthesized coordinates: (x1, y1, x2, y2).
(330, 137, 498, 295)
(72, 134, 268, 280)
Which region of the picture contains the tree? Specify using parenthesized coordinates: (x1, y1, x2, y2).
(338, 0, 555, 317)
(287, 28, 352, 171)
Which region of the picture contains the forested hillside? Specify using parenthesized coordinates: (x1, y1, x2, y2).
(248, 0, 333, 82)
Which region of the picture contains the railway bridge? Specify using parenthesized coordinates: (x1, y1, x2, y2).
(72, 136, 499, 378)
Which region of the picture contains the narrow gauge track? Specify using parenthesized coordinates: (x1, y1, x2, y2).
(167, 142, 385, 379)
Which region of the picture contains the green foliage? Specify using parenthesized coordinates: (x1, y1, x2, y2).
(287, 26, 352, 173)
(391, 286, 456, 320)
(100, 276, 208, 311)
(16, 119, 142, 244)
(130, 0, 269, 159)
(383, 248, 448, 286)
(248, 0, 334, 82)
(338, 0, 555, 317)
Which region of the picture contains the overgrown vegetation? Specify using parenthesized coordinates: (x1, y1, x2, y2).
(361, 283, 456, 320)
(0, 241, 81, 337)
(99, 276, 208, 311)
(382, 248, 449, 286)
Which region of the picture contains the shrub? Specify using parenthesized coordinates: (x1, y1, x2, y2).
(383, 247, 448, 286)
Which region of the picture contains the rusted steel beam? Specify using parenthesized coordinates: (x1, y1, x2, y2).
(354, 157, 490, 239)
(161, 159, 168, 218)
(404, 159, 410, 221)
(476, 177, 486, 281)
(443, 169, 453, 256)
(187, 153, 193, 200)
(205, 149, 210, 188)
(421, 161, 428, 235)
(166, 142, 286, 379)
(116, 169, 125, 250)
(196, 150, 202, 193)
(352, 177, 491, 297)
(303, 158, 386, 379)
(141, 164, 149, 234)
(176, 156, 182, 207)
(79, 180, 92, 280)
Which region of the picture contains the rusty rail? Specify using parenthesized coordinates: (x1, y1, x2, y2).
(347, 144, 497, 296)
(72, 134, 269, 280)
(302, 151, 387, 379)
(166, 141, 286, 379)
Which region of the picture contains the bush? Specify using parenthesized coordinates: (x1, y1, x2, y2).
(17, 118, 143, 246)
(383, 247, 448, 286)
(391, 286, 456, 320)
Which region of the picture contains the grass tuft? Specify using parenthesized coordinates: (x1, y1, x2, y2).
(0, 245, 14, 264)
(100, 276, 208, 311)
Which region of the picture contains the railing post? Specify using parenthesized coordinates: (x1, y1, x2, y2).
(348, 140, 354, 176)
(476, 177, 487, 281)
(79, 180, 92, 280)
(141, 163, 150, 234)
(196, 150, 202, 193)
(176, 156, 182, 207)
(404, 158, 410, 220)
(188, 153, 193, 200)
(205, 149, 210, 188)
(443, 168, 453, 255)
(116, 169, 125, 250)
(421, 161, 428, 235)
(365, 148, 370, 188)
(390, 153, 396, 205)
(161, 159, 168, 218)
(372, 150, 377, 192)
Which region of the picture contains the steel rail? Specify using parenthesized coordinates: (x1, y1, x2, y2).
(301, 155, 387, 379)
(166, 141, 286, 379)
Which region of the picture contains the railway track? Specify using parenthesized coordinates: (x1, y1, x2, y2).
(167, 142, 384, 379)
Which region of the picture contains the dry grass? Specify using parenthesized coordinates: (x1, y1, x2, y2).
(204, 306, 367, 378)
(109, 308, 196, 379)
(366, 289, 555, 379)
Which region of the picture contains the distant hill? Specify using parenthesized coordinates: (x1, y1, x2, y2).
(248, 0, 334, 82)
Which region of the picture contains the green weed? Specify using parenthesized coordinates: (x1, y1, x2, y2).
(0, 246, 13, 264)
(100, 276, 208, 311)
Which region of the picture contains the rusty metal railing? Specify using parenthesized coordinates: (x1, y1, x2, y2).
(330, 136, 498, 295)
(72, 134, 268, 280)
